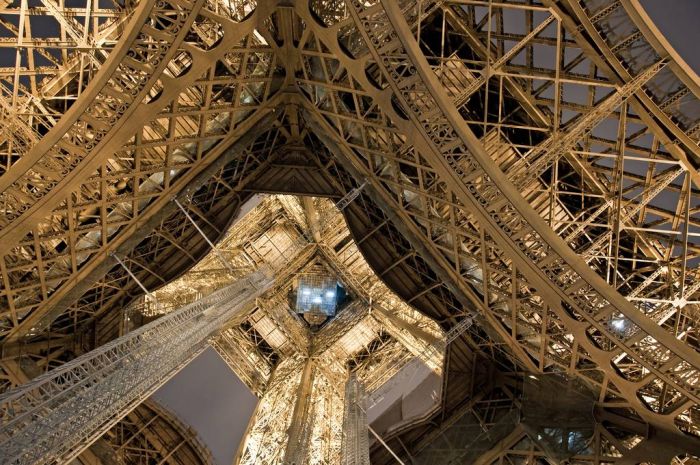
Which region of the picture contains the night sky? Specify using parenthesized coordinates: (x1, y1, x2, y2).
(153, 348, 257, 465)
(149, 4, 700, 465)
(640, 0, 700, 73)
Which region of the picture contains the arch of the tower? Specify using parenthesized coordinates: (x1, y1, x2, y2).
(73, 399, 214, 465)
(1, 0, 700, 464)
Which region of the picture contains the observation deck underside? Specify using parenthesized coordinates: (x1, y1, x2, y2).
(1, 0, 700, 464)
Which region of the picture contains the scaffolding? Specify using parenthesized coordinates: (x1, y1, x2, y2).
(0, 270, 273, 465)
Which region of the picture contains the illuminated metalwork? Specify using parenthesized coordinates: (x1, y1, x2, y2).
(295, 273, 340, 324)
(202, 196, 445, 465)
(73, 399, 214, 465)
(0, 269, 272, 465)
(0, 0, 699, 462)
(341, 374, 371, 465)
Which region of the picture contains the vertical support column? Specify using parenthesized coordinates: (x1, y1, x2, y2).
(341, 374, 370, 465)
(235, 356, 308, 465)
(283, 358, 316, 464)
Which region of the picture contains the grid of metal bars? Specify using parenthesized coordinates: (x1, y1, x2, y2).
(0, 269, 273, 465)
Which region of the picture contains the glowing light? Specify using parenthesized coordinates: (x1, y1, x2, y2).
(295, 275, 340, 317)
(612, 319, 626, 330)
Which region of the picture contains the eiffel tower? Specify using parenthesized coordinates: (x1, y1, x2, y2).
(0, 1, 699, 464)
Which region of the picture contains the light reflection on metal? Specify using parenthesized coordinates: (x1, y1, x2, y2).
(2, 0, 699, 460)
(166, 195, 446, 465)
(336, 180, 368, 211)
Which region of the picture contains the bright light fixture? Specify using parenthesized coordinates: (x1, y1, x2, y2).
(612, 319, 625, 330)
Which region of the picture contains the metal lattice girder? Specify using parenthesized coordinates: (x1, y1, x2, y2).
(0, 269, 273, 465)
(236, 356, 306, 465)
(376, 0, 700, 406)
(508, 59, 669, 186)
(432, 0, 700, 305)
(290, 0, 700, 434)
(465, 421, 699, 465)
(195, 194, 445, 465)
(75, 399, 214, 465)
(570, 0, 700, 153)
(0, 0, 282, 342)
(341, 374, 370, 465)
(0, 0, 130, 172)
(1, 0, 700, 458)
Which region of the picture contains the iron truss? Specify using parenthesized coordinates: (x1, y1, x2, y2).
(74, 399, 215, 465)
(0, 0, 699, 463)
(0, 269, 273, 465)
(190, 195, 446, 465)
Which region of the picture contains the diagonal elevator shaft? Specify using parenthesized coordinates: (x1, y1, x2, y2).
(0, 269, 274, 465)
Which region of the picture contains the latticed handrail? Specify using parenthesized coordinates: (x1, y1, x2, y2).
(0, 268, 274, 465)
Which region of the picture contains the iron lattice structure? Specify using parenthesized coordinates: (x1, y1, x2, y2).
(203, 196, 445, 465)
(0, 268, 273, 465)
(341, 374, 371, 465)
(0, 0, 699, 464)
(73, 399, 215, 465)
